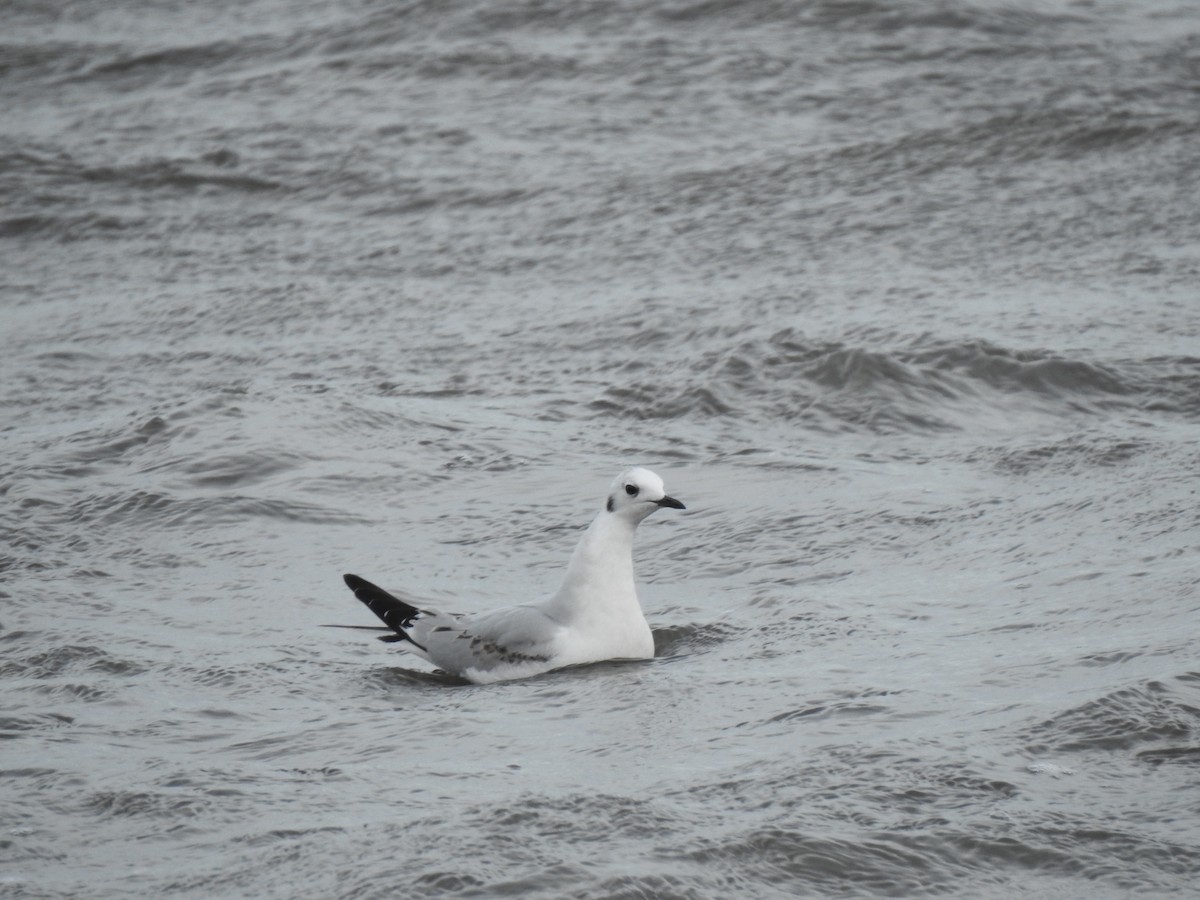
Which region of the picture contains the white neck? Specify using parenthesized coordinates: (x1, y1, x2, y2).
(546, 509, 641, 623)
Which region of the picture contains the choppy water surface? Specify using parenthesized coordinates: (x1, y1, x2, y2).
(3, 0, 1199, 896)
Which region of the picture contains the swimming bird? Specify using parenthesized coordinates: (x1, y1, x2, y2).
(341, 467, 686, 684)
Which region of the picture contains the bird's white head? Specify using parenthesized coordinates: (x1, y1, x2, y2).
(605, 467, 686, 522)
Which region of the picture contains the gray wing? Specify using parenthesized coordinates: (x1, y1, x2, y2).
(417, 604, 565, 677)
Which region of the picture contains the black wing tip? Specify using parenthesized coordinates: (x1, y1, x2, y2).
(344, 573, 390, 601)
(341, 571, 421, 622)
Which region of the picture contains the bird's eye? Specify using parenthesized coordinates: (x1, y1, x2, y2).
(625, 484, 639, 497)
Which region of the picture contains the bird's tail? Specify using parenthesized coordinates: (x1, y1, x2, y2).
(342, 573, 426, 648)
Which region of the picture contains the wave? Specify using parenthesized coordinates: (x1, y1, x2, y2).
(1, 642, 148, 680)
(61, 489, 369, 529)
(0, 212, 138, 240)
(0, 145, 281, 242)
(971, 435, 1151, 475)
(836, 109, 1200, 176)
(674, 821, 1199, 895)
(1, 642, 151, 712)
(1023, 678, 1200, 755)
(85, 789, 210, 820)
(0, 713, 75, 738)
(332, 752, 1199, 896)
(586, 330, 1198, 433)
(71, 157, 281, 194)
(652, 619, 743, 658)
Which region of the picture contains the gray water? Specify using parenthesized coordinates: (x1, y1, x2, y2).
(3, 0, 1200, 896)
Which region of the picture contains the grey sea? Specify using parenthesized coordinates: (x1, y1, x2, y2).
(3, 0, 1199, 897)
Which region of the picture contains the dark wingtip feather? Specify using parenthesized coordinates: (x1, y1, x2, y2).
(341, 572, 426, 651)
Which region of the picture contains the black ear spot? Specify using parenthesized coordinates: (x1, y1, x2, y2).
(606, 495, 615, 513)
(625, 484, 639, 497)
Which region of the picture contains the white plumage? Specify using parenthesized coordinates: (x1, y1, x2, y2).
(342, 467, 686, 684)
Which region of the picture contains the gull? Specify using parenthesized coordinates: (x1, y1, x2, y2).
(341, 467, 686, 684)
